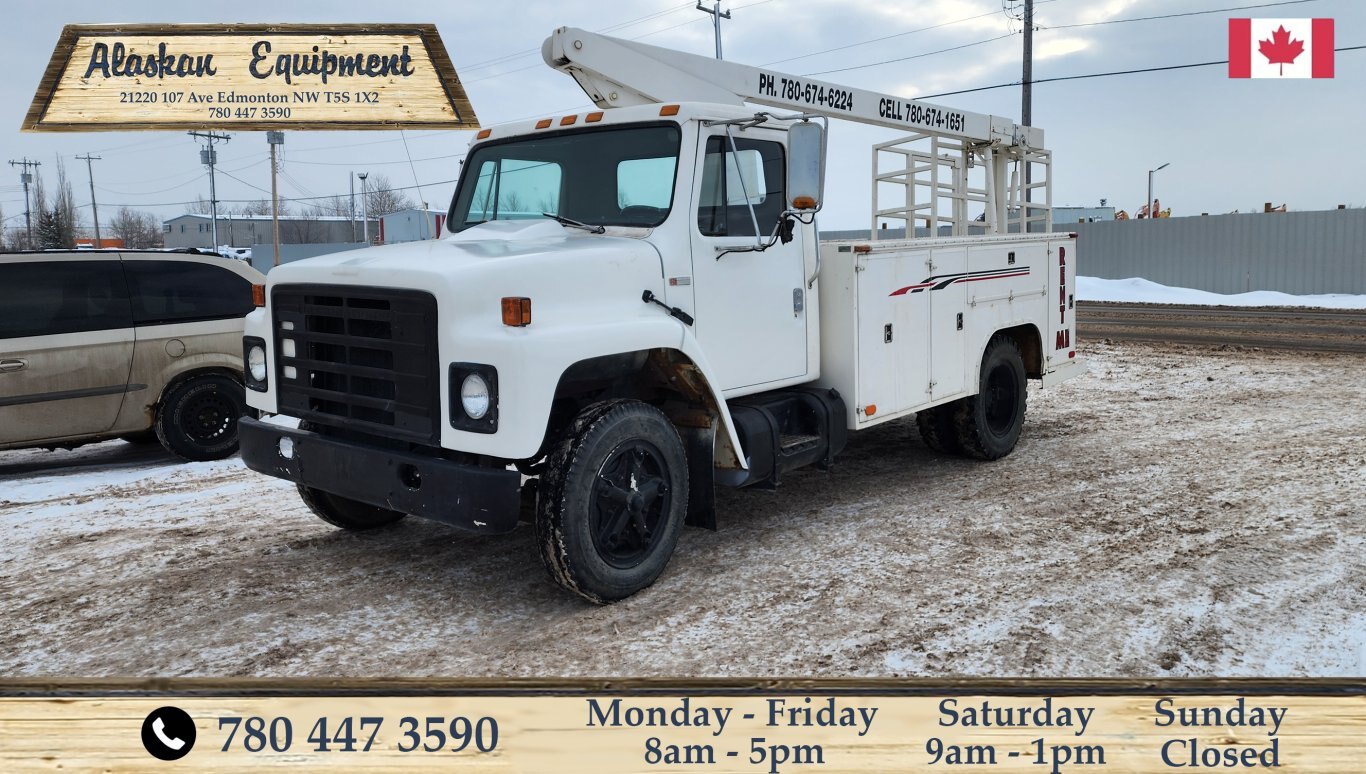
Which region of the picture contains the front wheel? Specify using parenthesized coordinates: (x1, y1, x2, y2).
(535, 400, 689, 604)
(953, 334, 1028, 460)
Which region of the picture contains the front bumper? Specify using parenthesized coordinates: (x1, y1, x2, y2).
(239, 417, 522, 534)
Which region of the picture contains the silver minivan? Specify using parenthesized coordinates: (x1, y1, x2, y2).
(0, 250, 265, 461)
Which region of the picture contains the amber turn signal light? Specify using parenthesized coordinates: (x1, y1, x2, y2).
(251, 284, 266, 307)
(501, 297, 532, 327)
(792, 196, 816, 210)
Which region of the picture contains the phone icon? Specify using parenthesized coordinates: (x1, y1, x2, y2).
(141, 706, 196, 760)
(153, 716, 186, 750)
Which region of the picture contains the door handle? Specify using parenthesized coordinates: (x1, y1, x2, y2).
(0, 359, 27, 373)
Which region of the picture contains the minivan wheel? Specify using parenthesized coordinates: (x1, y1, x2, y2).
(155, 374, 247, 461)
(535, 400, 689, 604)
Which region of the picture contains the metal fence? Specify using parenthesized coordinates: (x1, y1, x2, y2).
(1054, 209, 1366, 295)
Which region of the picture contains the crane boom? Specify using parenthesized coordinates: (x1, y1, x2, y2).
(541, 27, 1043, 149)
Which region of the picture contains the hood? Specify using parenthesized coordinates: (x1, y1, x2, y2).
(269, 219, 655, 283)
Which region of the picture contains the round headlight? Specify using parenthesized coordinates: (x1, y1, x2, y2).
(247, 345, 267, 383)
(460, 373, 490, 419)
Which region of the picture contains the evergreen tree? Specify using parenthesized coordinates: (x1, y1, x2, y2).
(35, 206, 64, 249)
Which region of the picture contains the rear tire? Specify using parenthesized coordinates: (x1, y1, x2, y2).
(155, 374, 247, 461)
(535, 400, 689, 604)
(953, 334, 1027, 460)
(915, 403, 962, 455)
(298, 484, 407, 530)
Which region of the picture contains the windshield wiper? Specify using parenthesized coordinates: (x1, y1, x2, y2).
(543, 213, 605, 234)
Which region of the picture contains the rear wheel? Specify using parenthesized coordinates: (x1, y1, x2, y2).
(155, 374, 247, 461)
(915, 402, 962, 455)
(298, 484, 407, 530)
(953, 334, 1027, 460)
(535, 400, 689, 604)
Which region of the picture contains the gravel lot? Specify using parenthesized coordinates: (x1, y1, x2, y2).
(2, 339, 1363, 677)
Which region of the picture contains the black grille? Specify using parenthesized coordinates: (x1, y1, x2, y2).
(272, 285, 440, 443)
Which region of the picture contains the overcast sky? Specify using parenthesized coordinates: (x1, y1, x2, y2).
(2, 0, 1362, 235)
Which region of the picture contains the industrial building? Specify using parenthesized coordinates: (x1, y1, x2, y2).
(162, 213, 377, 249)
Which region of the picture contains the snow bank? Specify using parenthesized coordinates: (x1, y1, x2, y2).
(1078, 276, 1366, 310)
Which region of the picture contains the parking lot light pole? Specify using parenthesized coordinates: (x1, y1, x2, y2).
(1147, 162, 1170, 217)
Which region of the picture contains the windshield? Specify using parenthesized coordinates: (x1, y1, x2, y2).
(449, 123, 682, 233)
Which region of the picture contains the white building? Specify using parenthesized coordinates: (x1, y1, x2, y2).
(379, 209, 447, 244)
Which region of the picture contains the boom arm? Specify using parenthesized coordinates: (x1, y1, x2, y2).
(541, 27, 1042, 149)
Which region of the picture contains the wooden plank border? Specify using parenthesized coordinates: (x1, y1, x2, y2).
(22, 23, 479, 131)
(2, 678, 1363, 698)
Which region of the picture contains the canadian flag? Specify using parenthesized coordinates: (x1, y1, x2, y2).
(1229, 18, 1334, 78)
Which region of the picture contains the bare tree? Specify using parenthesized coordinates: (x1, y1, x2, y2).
(363, 174, 416, 217)
(109, 207, 164, 248)
(234, 198, 275, 217)
(185, 195, 213, 215)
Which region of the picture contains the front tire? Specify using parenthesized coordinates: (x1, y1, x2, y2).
(155, 374, 247, 461)
(953, 334, 1028, 460)
(535, 400, 689, 604)
(298, 484, 407, 530)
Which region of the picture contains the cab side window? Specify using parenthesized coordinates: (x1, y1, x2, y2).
(697, 136, 786, 237)
(123, 260, 253, 325)
(0, 260, 132, 339)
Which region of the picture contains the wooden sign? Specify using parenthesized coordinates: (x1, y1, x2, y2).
(23, 24, 479, 131)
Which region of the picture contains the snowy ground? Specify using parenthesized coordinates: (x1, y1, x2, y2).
(1078, 276, 1366, 309)
(2, 339, 1364, 678)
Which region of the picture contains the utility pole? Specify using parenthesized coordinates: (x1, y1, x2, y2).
(267, 131, 284, 266)
(188, 130, 231, 250)
(8, 158, 40, 246)
(358, 172, 369, 244)
(695, 1, 731, 60)
(75, 154, 102, 248)
(349, 172, 357, 242)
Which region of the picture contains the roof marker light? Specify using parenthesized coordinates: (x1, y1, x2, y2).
(560, 115, 577, 126)
(535, 118, 552, 129)
(586, 111, 605, 123)
(659, 104, 680, 116)
(476, 128, 492, 140)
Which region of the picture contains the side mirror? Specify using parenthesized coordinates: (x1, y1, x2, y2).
(787, 121, 825, 211)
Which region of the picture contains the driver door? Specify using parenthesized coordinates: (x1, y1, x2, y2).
(688, 129, 808, 394)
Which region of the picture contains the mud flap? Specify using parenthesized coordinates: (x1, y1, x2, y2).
(679, 423, 717, 530)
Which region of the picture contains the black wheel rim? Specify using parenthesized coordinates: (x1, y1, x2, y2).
(983, 363, 1019, 438)
(591, 441, 671, 569)
(182, 390, 235, 445)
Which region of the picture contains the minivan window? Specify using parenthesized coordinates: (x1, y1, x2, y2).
(0, 260, 133, 339)
(123, 260, 254, 325)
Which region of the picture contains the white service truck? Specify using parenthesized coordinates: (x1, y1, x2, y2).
(238, 28, 1085, 603)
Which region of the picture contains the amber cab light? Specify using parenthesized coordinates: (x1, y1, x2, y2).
(585, 111, 605, 123)
(535, 118, 552, 129)
(251, 284, 266, 307)
(476, 128, 492, 140)
(659, 104, 681, 116)
(560, 115, 578, 126)
(501, 297, 532, 327)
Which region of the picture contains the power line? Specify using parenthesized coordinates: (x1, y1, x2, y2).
(1041, 0, 1321, 31)
(803, 33, 1017, 76)
(916, 43, 1366, 100)
(763, 0, 1058, 68)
